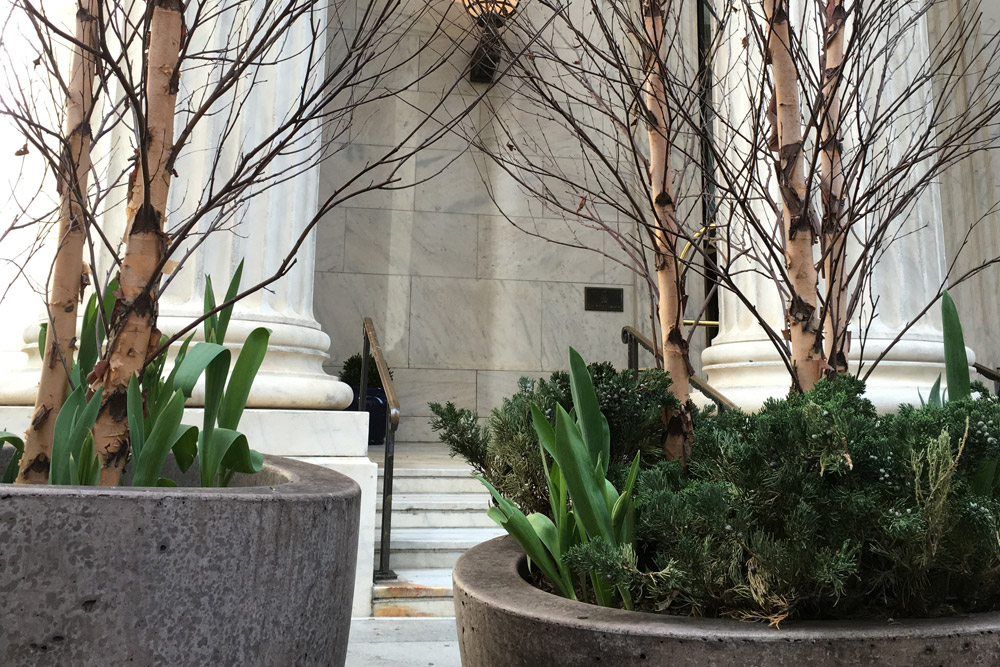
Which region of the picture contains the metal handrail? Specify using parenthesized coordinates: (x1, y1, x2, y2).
(621, 325, 736, 413)
(974, 363, 1000, 395)
(360, 317, 400, 582)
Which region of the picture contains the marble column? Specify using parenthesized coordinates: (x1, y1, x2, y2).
(701, 1, 969, 411)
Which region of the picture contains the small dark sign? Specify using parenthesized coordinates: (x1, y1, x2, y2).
(584, 287, 624, 312)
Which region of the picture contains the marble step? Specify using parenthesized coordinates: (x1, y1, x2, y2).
(371, 569, 456, 618)
(374, 527, 506, 569)
(376, 493, 495, 529)
(377, 468, 485, 494)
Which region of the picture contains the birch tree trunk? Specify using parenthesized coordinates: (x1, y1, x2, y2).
(16, 0, 99, 484)
(820, 0, 848, 374)
(644, 1, 693, 461)
(91, 0, 184, 485)
(764, 0, 824, 392)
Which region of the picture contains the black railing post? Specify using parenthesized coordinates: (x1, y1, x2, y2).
(363, 317, 400, 582)
(359, 329, 369, 415)
(377, 406, 396, 580)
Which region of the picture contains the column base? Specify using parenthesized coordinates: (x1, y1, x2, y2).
(0, 315, 354, 410)
(702, 336, 973, 412)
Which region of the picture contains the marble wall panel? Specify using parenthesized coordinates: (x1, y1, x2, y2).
(477, 216, 605, 283)
(603, 221, 642, 286)
(351, 90, 480, 153)
(409, 277, 542, 370)
(540, 282, 634, 370)
(414, 149, 537, 217)
(396, 414, 441, 443)
(314, 271, 411, 369)
(416, 25, 482, 97)
(344, 208, 478, 277)
(315, 208, 346, 273)
(392, 368, 477, 417)
(322, 143, 416, 212)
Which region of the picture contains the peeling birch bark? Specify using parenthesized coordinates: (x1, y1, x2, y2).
(820, 0, 849, 374)
(17, 0, 100, 484)
(91, 0, 184, 485)
(644, 1, 693, 461)
(764, 0, 824, 392)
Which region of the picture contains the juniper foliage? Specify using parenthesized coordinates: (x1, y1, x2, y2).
(570, 375, 1000, 623)
(430, 363, 676, 515)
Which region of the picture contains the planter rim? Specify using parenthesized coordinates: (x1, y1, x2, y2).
(454, 536, 1000, 642)
(0, 453, 358, 502)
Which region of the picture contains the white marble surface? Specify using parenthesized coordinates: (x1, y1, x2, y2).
(541, 282, 633, 370)
(314, 272, 411, 369)
(345, 208, 478, 278)
(408, 277, 542, 370)
(392, 368, 477, 417)
(315, 208, 347, 273)
(396, 414, 441, 443)
(352, 90, 479, 153)
(477, 216, 605, 283)
(323, 143, 417, 212)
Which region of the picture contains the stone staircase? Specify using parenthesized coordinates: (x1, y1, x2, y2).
(370, 445, 504, 617)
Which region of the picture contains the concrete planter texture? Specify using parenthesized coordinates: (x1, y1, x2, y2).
(0, 448, 360, 666)
(454, 536, 1000, 667)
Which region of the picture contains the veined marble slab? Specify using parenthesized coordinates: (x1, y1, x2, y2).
(408, 277, 542, 370)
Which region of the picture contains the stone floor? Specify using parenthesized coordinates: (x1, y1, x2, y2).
(346, 617, 461, 667)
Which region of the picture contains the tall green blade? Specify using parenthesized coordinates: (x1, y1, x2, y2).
(50, 386, 86, 485)
(203, 274, 218, 344)
(132, 392, 187, 487)
(216, 260, 244, 345)
(942, 290, 971, 402)
(127, 375, 145, 460)
(218, 327, 270, 430)
(553, 405, 614, 544)
(1, 432, 24, 483)
(567, 348, 610, 475)
(76, 294, 99, 387)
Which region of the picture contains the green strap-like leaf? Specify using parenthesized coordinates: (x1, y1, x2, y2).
(174, 342, 230, 399)
(928, 375, 942, 408)
(171, 423, 199, 473)
(37, 322, 47, 359)
(218, 327, 270, 430)
(0, 431, 24, 484)
(568, 347, 610, 476)
(942, 290, 971, 402)
(220, 436, 264, 480)
(478, 475, 575, 599)
(553, 405, 614, 544)
(201, 428, 248, 487)
(216, 260, 244, 345)
(132, 391, 187, 487)
(173, 342, 230, 472)
(127, 375, 145, 460)
(50, 386, 84, 485)
(50, 386, 101, 486)
(204, 274, 218, 344)
(530, 403, 557, 459)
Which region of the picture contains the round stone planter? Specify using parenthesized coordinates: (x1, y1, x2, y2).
(454, 536, 1000, 667)
(0, 450, 360, 667)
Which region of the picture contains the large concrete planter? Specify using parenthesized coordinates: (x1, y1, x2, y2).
(454, 536, 1000, 667)
(0, 449, 360, 666)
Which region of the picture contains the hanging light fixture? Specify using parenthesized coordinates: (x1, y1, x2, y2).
(461, 0, 518, 83)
